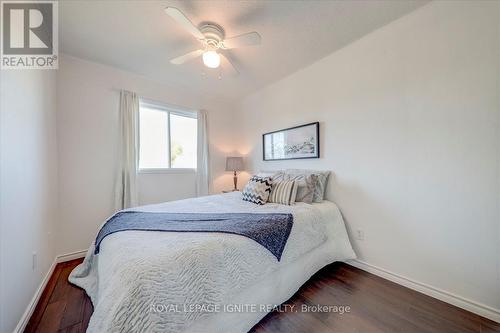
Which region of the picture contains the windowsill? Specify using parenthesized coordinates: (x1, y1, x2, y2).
(138, 168, 196, 174)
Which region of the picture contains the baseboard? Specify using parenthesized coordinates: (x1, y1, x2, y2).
(348, 259, 500, 323)
(56, 249, 87, 263)
(14, 250, 88, 333)
(13, 258, 57, 333)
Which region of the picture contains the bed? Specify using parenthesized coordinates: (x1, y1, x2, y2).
(69, 191, 356, 333)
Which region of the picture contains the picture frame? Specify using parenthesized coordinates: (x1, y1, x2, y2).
(262, 122, 320, 161)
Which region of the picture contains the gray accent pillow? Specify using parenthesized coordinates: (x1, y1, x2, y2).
(285, 169, 331, 202)
(281, 173, 317, 204)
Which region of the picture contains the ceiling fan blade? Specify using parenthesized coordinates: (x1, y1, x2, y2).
(170, 49, 204, 65)
(222, 32, 261, 49)
(219, 53, 239, 76)
(164, 7, 205, 40)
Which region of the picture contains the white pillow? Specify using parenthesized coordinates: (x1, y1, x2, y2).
(256, 170, 283, 178)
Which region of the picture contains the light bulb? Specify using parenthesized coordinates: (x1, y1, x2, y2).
(202, 50, 220, 69)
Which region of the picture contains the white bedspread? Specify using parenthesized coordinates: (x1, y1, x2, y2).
(69, 192, 355, 333)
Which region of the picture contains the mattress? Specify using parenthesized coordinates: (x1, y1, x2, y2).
(69, 192, 356, 332)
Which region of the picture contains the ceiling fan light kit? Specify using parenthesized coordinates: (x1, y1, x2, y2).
(202, 50, 220, 68)
(200, 24, 223, 69)
(164, 7, 262, 75)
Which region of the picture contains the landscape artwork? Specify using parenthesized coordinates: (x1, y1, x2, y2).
(263, 122, 319, 161)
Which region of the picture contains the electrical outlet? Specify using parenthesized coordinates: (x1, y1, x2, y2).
(355, 229, 365, 241)
(32, 252, 37, 271)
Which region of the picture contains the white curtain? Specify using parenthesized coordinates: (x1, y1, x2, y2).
(196, 110, 210, 196)
(114, 90, 139, 210)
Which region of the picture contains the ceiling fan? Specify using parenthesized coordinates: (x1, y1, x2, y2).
(165, 7, 262, 75)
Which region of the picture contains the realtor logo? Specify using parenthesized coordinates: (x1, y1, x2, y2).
(1, 1, 58, 69)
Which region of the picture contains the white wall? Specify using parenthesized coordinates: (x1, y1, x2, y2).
(56, 54, 237, 255)
(0, 70, 58, 333)
(237, 1, 500, 314)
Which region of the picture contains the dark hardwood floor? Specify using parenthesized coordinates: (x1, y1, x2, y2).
(25, 258, 500, 333)
(24, 259, 93, 333)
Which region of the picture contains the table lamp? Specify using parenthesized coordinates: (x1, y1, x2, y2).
(225, 156, 244, 191)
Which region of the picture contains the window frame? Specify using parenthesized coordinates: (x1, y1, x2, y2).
(138, 98, 198, 174)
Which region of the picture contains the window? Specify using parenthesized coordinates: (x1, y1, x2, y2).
(139, 99, 197, 170)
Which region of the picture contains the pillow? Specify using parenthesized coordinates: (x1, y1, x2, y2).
(242, 176, 273, 205)
(285, 169, 330, 202)
(281, 174, 317, 204)
(270, 171, 285, 182)
(268, 180, 298, 205)
(256, 170, 284, 179)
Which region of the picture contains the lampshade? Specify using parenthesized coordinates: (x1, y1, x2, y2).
(225, 156, 244, 172)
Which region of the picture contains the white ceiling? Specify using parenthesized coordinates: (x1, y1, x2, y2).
(60, 0, 428, 102)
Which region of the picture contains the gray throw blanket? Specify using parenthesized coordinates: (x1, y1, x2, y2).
(95, 212, 294, 261)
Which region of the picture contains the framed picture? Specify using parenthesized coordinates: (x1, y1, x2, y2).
(263, 122, 320, 161)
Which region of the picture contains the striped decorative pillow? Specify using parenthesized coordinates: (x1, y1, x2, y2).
(269, 180, 298, 205)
